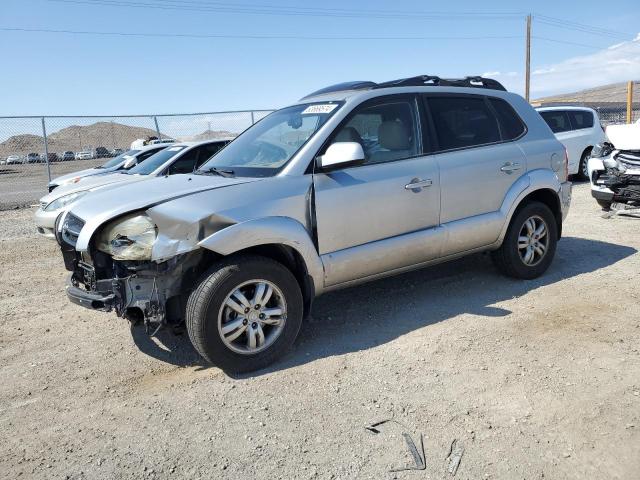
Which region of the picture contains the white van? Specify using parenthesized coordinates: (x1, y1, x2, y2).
(536, 106, 605, 179)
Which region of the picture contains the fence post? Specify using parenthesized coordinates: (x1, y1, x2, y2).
(627, 81, 634, 124)
(153, 116, 161, 139)
(250, 111, 255, 125)
(41, 117, 52, 183)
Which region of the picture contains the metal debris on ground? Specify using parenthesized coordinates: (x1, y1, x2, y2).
(365, 418, 426, 472)
(601, 204, 640, 219)
(445, 439, 465, 476)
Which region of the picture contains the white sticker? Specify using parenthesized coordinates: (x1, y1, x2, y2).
(302, 104, 338, 115)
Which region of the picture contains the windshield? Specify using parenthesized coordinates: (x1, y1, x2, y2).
(98, 149, 140, 169)
(197, 102, 342, 177)
(126, 146, 187, 175)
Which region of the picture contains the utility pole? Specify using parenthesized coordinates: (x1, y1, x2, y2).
(525, 14, 532, 102)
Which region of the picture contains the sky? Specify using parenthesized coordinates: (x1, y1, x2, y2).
(2, 0, 640, 116)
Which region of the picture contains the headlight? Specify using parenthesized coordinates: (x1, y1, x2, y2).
(44, 191, 88, 211)
(96, 213, 157, 261)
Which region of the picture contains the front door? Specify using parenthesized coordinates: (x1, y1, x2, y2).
(313, 94, 441, 286)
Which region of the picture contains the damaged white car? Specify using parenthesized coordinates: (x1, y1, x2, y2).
(588, 122, 640, 210)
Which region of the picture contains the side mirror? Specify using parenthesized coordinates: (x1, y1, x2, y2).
(317, 142, 365, 171)
(122, 157, 137, 169)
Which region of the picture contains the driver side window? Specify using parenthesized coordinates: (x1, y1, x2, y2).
(331, 98, 419, 165)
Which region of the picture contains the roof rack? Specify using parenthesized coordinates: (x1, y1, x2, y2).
(375, 75, 506, 91)
(300, 81, 377, 100)
(300, 75, 506, 100)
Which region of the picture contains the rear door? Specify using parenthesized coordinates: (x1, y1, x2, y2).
(313, 94, 441, 286)
(539, 110, 582, 173)
(424, 94, 527, 253)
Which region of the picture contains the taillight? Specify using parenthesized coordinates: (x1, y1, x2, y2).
(563, 147, 569, 180)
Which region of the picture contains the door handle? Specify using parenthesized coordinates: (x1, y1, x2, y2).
(500, 162, 521, 174)
(405, 178, 433, 191)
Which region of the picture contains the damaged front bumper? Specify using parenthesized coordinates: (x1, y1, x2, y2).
(589, 148, 640, 206)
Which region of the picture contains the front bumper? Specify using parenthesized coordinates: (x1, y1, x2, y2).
(66, 277, 116, 311)
(560, 181, 572, 221)
(34, 208, 62, 239)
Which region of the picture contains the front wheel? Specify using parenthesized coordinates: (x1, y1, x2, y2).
(186, 255, 303, 373)
(491, 202, 558, 279)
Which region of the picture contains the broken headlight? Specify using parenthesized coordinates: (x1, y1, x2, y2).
(96, 213, 157, 261)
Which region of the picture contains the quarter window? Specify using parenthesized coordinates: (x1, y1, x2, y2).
(567, 110, 594, 130)
(489, 98, 526, 140)
(330, 98, 419, 164)
(540, 111, 571, 133)
(427, 96, 501, 151)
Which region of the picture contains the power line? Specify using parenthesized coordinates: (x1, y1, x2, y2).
(47, 0, 525, 20)
(533, 14, 636, 40)
(0, 26, 523, 41)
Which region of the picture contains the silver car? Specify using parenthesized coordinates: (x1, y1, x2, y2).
(57, 76, 571, 373)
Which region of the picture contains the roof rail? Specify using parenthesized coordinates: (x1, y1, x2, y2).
(300, 81, 377, 100)
(301, 75, 506, 100)
(375, 75, 506, 91)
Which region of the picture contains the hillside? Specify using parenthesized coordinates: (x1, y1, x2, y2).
(0, 121, 163, 158)
(533, 81, 639, 105)
(180, 129, 238, 142)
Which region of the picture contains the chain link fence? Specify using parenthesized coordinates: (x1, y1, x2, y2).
(0, 110, 273, 210)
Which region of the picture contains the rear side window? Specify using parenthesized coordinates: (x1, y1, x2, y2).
(427, 96, 501, 151)
(539, 111, 571, 133)
(488, 98, 526, 140)
(567, 110, 594, 130)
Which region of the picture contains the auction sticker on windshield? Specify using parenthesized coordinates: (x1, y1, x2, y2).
(302, 104, 338, 115)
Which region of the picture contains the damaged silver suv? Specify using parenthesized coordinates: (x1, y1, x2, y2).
(57, 76, 571, 372)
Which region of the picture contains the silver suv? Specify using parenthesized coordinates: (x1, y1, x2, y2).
(57, 76, 571, 373)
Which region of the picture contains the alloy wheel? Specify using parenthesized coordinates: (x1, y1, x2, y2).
(217, 279, 287, 355)
(517, 215, 549, 267)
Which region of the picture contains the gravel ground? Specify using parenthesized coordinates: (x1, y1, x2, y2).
(1, 183, 639, 479)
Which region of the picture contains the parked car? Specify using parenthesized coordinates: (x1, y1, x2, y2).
(588, 122, 640, 210)
(75, 151, 93, 160)
(48, 144, 171, 192)
(111, 148, 125, 157)
(6, 154, 22, 165)
(46, 152, 59, 163)
(536, 106, 605, 180)
(36, 139, 228, 238)
(95, 147, 110, 158)
(62, 151, 75, 161)
(26, 153, 41, 163)
(55, 75, 571, 373)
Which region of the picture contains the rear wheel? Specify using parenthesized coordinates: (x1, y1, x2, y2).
(492, 201, 558, 279)
(186, 255, 303, 373)
(577, 148, 592, 181)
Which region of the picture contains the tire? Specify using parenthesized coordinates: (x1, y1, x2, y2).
(577, 148, 592, 181)
(491, 201, 558, 280)
(186, 255, 303, 373)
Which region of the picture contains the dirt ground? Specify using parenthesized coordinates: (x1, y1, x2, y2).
(0, 183, 639, 479)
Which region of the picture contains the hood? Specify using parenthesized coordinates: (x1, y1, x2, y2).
(40, 172, 141, 203)
(71, 174, 262, 251)
(605, 123, 640, 150)
(50, 167, 103, 186)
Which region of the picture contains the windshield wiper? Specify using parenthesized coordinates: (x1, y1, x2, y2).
(197, 166, 235, 177)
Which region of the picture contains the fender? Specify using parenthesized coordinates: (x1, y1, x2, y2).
(198, 216, 325, 295)
(496, 168, 563, 245)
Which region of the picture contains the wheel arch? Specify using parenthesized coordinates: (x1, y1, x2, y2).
(197, 217, 325, 316)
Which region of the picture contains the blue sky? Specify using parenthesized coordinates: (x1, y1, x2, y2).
(2, 0, 640, 115)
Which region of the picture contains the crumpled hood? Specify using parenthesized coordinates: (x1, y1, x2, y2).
(605, 123, 640, 150)
(71, 174, 261, 251)
(40, 172, 142, 204)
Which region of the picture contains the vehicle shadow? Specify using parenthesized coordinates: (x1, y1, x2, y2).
(130, 236, 636, 374)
